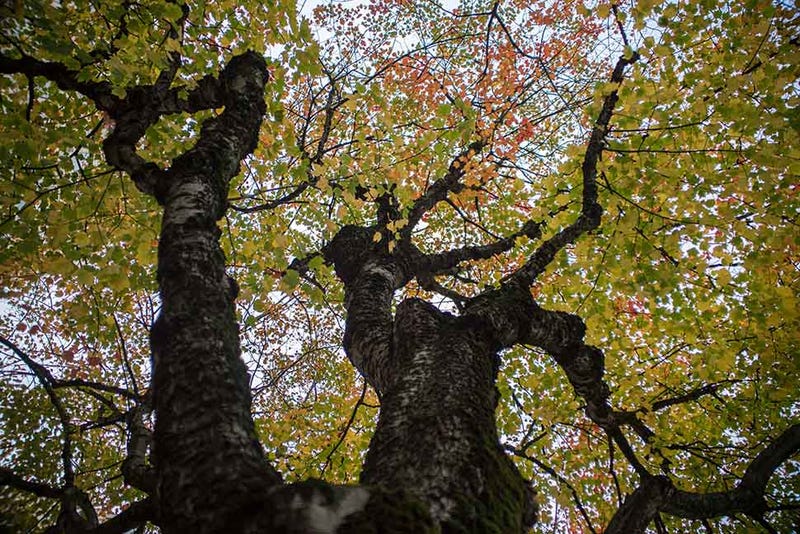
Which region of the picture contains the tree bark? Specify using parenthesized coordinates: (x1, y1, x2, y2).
(5, 30, 799, 534)
(148, 52, 282, 532)
(363, 298, 536, 532)
(324, 229, 537, 532)
(604, 476, 673, 534)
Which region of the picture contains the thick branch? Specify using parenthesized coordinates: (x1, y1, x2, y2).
(0, 53, 118, 110)
(155, 73, 227, 116)
(1, 49, 239, 200)
(0, 466, 62, 498)
(323, 226, 405, 394)
(604, 476, 674, 534)
(449, 56, 642, 459)
(662, 423, 800, 520)
(87, 498, 155, 534)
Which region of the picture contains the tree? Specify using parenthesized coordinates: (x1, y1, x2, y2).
(1, 0, 797, 532)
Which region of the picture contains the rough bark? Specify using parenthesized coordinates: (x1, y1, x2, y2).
(604, 476, 673, 534)
(364, 298, 535, 532)
(4, 25, 799, 534)
(147, 52, 283, 532)
(324, 231, 537, 533)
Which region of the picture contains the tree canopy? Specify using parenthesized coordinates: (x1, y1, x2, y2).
(0, 0, 798, 532)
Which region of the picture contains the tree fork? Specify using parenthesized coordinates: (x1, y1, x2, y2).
(324, 225, 537, 531)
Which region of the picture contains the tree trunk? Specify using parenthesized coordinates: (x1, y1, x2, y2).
(362, 298, 534, 532)
(148, 52, 282, 532)
(323, 227, 537, 532)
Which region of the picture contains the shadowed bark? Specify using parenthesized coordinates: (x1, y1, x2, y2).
(148, 51, 283, 532)
(322, 229, 538, 531)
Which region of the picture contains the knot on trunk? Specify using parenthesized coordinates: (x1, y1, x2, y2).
(325, 225, 396, 285)
(464, 285, 536, 348)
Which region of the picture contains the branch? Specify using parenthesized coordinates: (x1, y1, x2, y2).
(152, 1, 188, 98)
(0, 53, 118, 111)
(53, 379, 140, 401)
(0, 51, 163, 196)
(313, 82, 339, 163)
(599, 424, 800, 532)
(419, 219, 541, 276)
(321, 382, 367, 476)
(121, 406, 156, 494)
(40, 487, 99, 533)
(233, 73, 346, 214)
(506, 445, 598, 534)
(87, 498, 155, 534)
(0, 48, 241, 201)
(514, 307, 654, 474)
(613, 410, 655, 443)
(401, 141, 485, 241)
(229, 178, 311, 213)
(604, 475, 674, 534)
(322, 226, 404, 394)
(376, 188, 401, 228)
(0, 466, 62, 498)
(607, 426, 649, 477)
(662, 423, 800, 520)
(650, 380, 739, 412)
(610, 4, 631, 49)
(415, 275, 469, 311)
(0, 335, 75, 486)
(518, 302, 799, 524)
(112, 313, 140, 398)
(507, 52, 639, 286)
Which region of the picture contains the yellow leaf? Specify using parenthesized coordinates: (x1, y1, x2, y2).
(76, 269, 93, 285)
(109, 274, 129, 291)
(273, 234, 288, 249)
(48, 256, 74, 275)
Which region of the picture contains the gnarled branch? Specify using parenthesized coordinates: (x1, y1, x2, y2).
(662, 423, 800, 520)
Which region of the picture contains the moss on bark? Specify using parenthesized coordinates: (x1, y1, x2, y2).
(337, 487, 438, 533)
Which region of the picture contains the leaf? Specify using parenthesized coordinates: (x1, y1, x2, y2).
(281, 269, 300, 293)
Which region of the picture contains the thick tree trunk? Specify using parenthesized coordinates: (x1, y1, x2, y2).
(148, 53, 281, 532)
(6, 31, 799, 534)
(362, 298, 534, 532)
(151, 180, 279, 531)
(324, 229, 537, 532)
